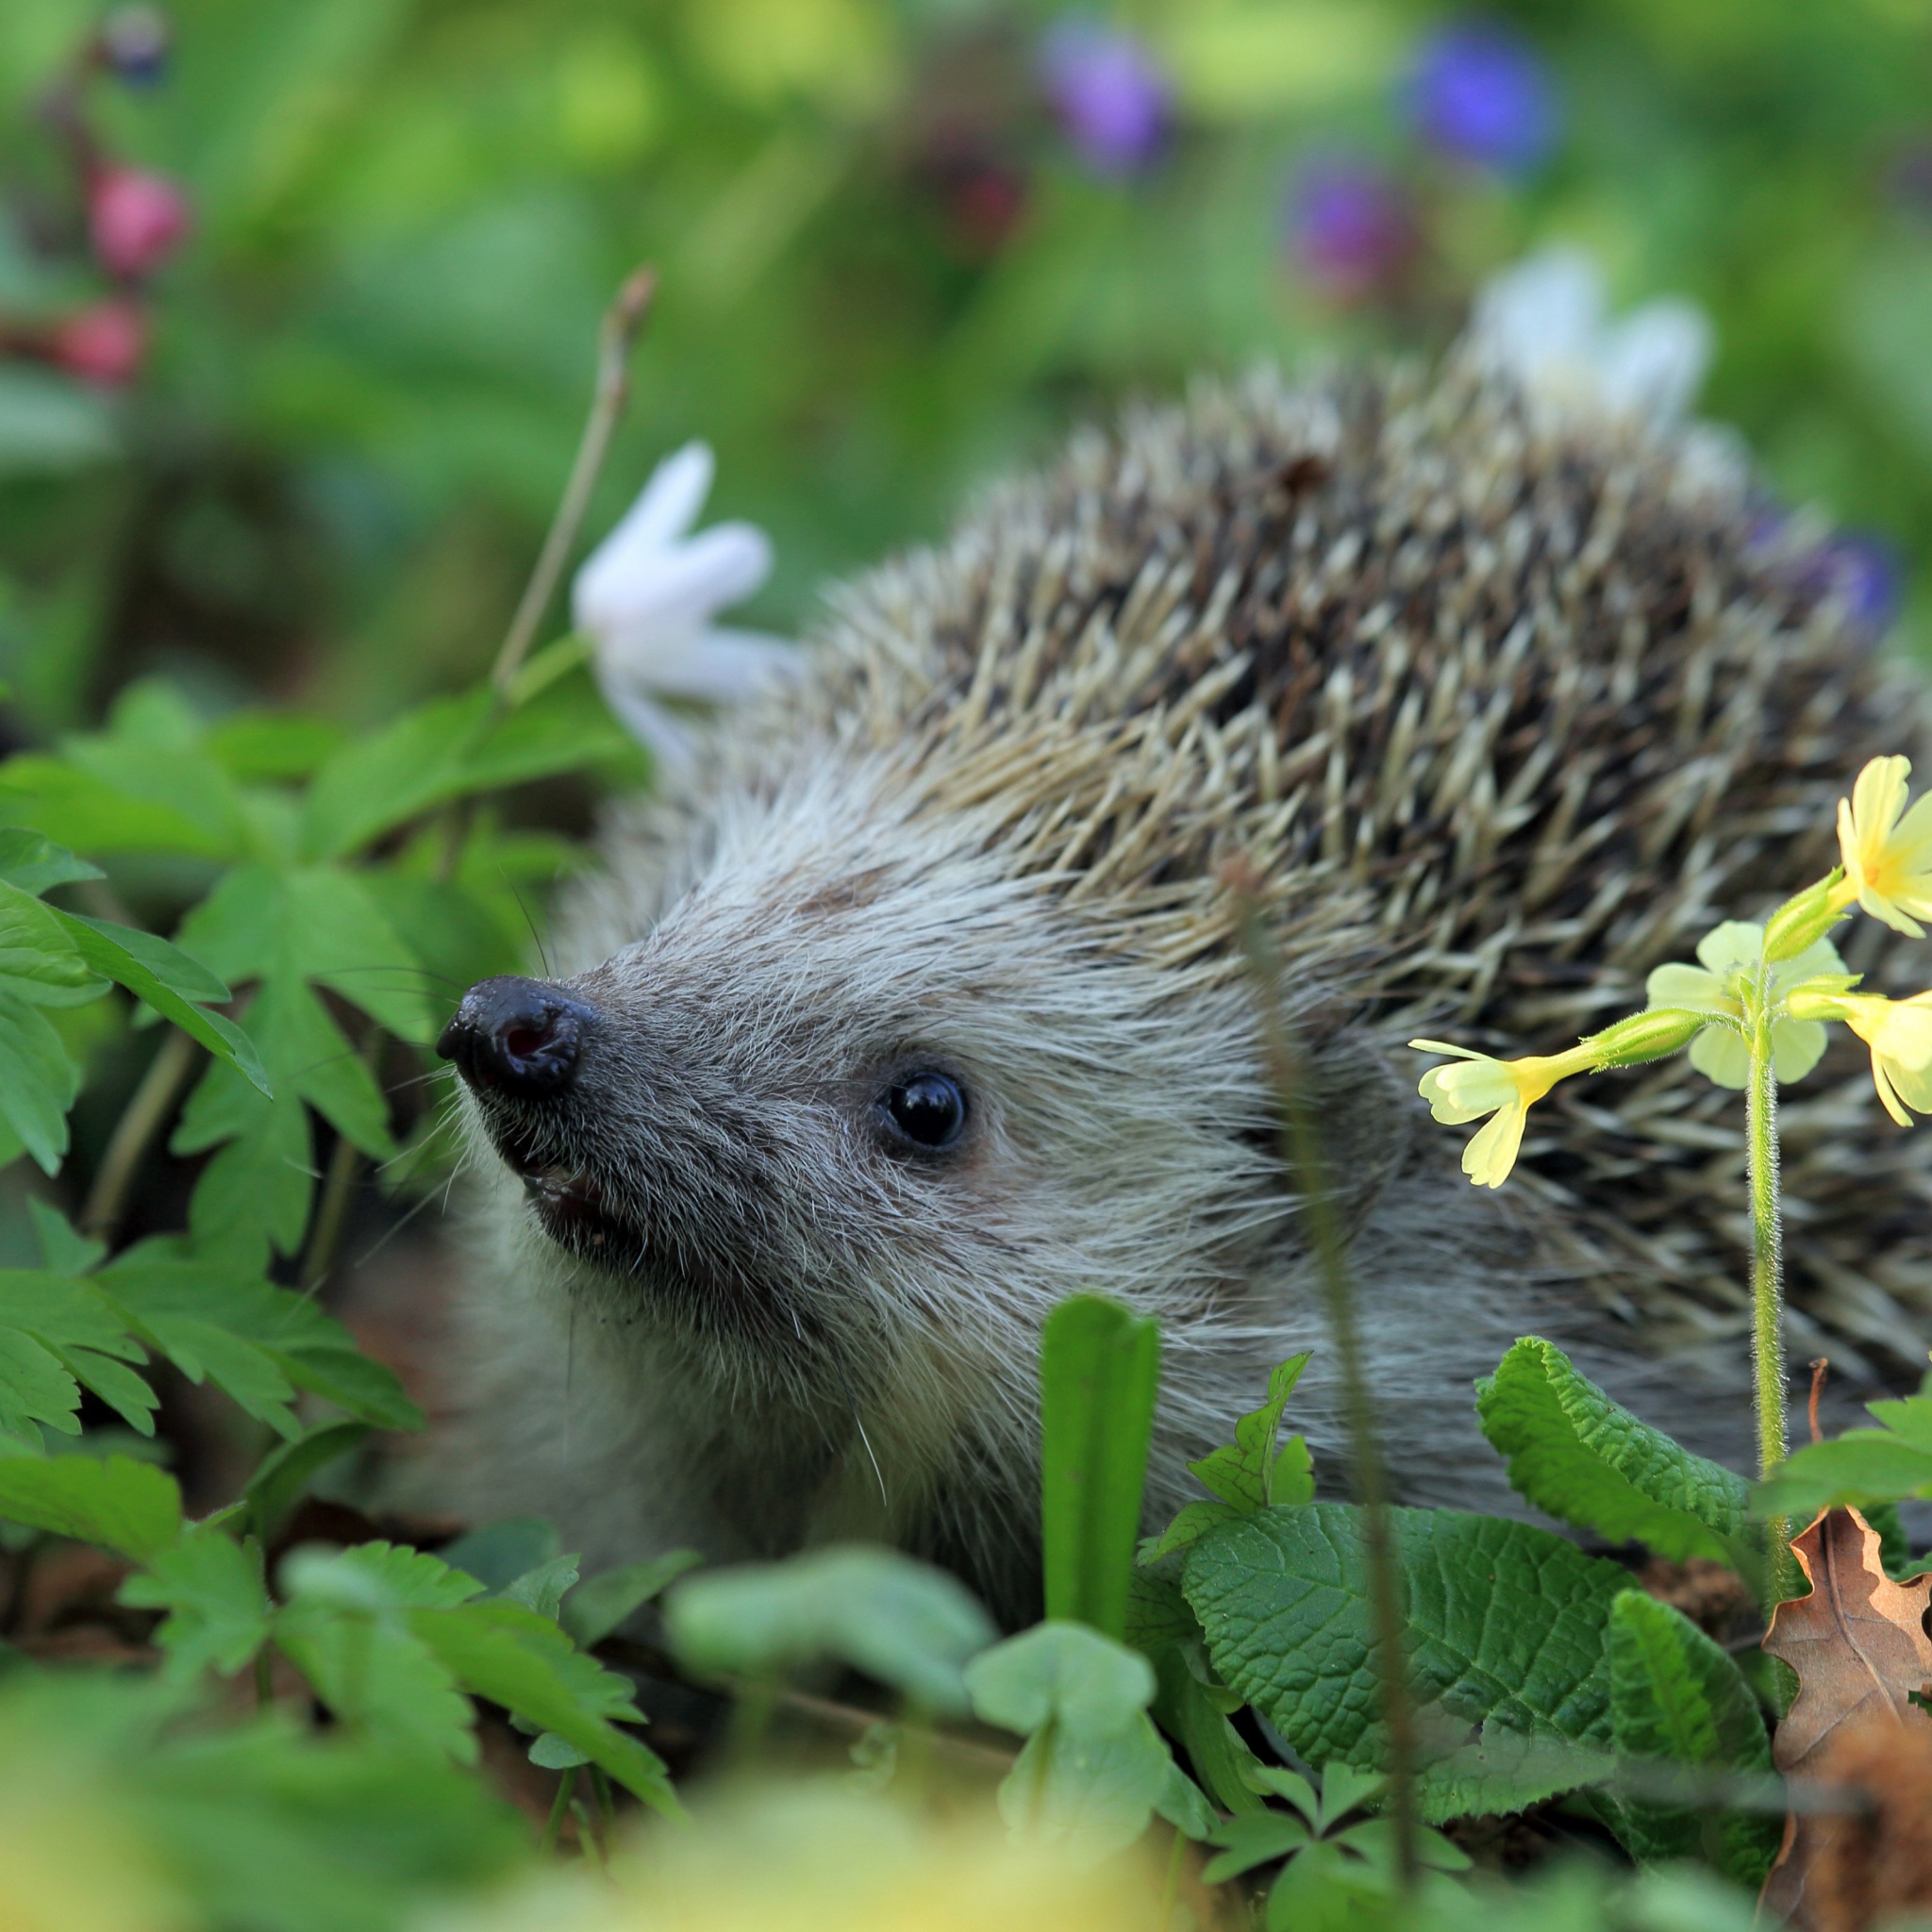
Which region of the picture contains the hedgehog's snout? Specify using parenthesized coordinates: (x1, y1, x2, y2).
(439, 975, 598, 1099)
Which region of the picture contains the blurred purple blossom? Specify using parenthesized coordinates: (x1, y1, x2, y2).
(1407, 21, 1557, 175)
(1040, 20, 1173, 178)
(1813, 533, 1905, 636)
(1286, 158, 1417, 303)
(97, 7, 170, 86)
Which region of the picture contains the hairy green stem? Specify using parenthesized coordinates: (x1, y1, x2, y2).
(1236, 891, 1420, 1888)
(490, 264, 657, 695)
(1745, 992, 1791, 1604)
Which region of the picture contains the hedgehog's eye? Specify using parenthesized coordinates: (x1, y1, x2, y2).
(882, 1071, 966, 1150)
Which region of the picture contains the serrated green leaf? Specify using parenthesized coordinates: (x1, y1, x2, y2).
(1191, 1352, 1314, 1511)
(54, 912, 269, 1093)
(1755, 1380, 1932, 1518)
(665, 1544, 996, 1715)
(97, 1245, 416, 1434)
(1040, 1295, 1159, 1640)
(0, 829, 103, 894)
(560, 1549, 703, 1647)
(0, 1269, 150, 1443)
(1183, 1503, 1629, 1823)
(1603, 1591, 1778, 1885)
(410, 1600, 679, 1813)
(0, 1451, 182, 1559)
(28, 1199, 105, 1276)
(0, 741, 245, 860)
(497, 1553, 580, 1621)
(276, 1595, 477, 1764)
(301, 689, 497, 860)
(1477, 1339, 1749, 1563)
(0, 988, 81, 1173)
(121, 1523, 274, 1683)
(281, 1541, 484, 1612)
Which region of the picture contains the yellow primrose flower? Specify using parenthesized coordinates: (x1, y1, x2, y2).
(1643, 920, 1848, 1090)
(1834, 755, 1932, 938)
(1787, 987, 1932, 1125)
(1408, 1041, 1596, 1189)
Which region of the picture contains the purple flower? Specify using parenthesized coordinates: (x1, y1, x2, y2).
(1407, 21, 1557, 175)
(1286, 158, 1417, 303)
(97, 6, 170, 87)
(1041, 21, 1173, 178)
(1816, 534, 1905, 637)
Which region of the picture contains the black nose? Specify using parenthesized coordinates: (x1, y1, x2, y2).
(438, 976, 594, 1097)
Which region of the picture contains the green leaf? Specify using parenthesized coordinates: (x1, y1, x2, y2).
(0, 987, 83, 1173)
(1477, 1338, 1749, 1563)
(206, 712, 349, 782)
(965, 1622, 1184, 1858)
(1201, 1808, 1313, 1881)
(276, 1594, 477, 1763)
(664, 1544, 996, 1715)
(98, 1245, 419, 1437)
(1040, 1295, 1159, 1640)
(1603, 1591, 1778, 1885)
(561, 1549, 704, 1647)
(440, 1517, 561, 1592)
(282, 1541, 485, 1611)
(497, 1553, 580, 1621)
(243, 1421, 371, 1542)
(300, 689, 496, 859)
(410, 1600, 679, 1813)
(0, 829, 103, 894)
(0, 1451, 182, 1559)
(1147, 1351, 1314, 1559)
(1184, 1504, 1628, 1823)
(0, 1269, 153, 1444)
(2, 693, 249, 859)
(1152, 1643, 1268, 1815)
(55, 912, 268, 1092)
(120, 1523, 274, 1683)
(1755, 1380, 1932, 1519)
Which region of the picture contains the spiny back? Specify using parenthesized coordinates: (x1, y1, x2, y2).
(806, 357, 1932, 1379)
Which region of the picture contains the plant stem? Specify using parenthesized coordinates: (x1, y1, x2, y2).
(489, 264, 657, 695)
(1234, 888, 1420, 1889)
(1745, 994, 1791, 1604)
(540, 1769, 576, 1854)
(1159, 1822, 1186, 1927)
(79, 1027, 202, 1241)
(300, 1123, 365, 1296)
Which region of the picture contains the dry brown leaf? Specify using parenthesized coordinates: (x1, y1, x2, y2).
(1760, 1507, 1932, 1927)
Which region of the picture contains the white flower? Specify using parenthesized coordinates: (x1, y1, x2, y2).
(1469, 246, 1713, 428)
(573, 442, 796, 772)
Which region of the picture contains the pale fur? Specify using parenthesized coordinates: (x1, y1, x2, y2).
(440, 356, 1925, 1623)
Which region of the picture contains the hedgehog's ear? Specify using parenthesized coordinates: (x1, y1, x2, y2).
(1270, 1024, 1416, 1246)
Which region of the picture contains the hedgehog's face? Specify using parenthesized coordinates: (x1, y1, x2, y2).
(439, 775, 1288, 1383)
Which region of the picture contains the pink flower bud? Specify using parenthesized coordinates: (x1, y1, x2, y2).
(88, 165, 191, 280)
(51, 300, 147, 386)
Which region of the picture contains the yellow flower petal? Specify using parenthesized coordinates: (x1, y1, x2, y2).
(1462, 1101, 1528, 1188)
(1838, 755, 1932, 940)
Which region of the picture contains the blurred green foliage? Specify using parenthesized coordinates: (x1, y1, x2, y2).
(1, 0, 1930, 747)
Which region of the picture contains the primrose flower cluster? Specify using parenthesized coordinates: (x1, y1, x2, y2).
(1412, 756, 1932, 1187)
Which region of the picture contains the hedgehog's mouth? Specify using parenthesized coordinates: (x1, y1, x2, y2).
(489, 1117, 644, 1267)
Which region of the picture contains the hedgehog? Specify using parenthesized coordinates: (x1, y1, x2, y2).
(434, 347, 1932, 1625)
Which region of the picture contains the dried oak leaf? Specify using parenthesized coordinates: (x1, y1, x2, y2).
(1760, 1507, 1932, 1929)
